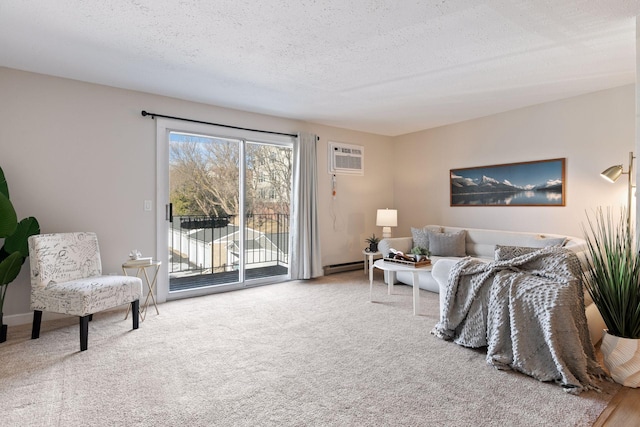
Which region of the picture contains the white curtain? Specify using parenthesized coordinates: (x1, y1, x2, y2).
(290, 132, 323, 279)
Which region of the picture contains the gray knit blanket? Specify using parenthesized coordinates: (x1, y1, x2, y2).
(432, 246, 606, 394)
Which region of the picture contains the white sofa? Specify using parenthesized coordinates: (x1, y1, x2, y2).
(377, 225, 606, 345)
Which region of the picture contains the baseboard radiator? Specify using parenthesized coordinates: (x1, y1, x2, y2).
(323, 261, 364, 275)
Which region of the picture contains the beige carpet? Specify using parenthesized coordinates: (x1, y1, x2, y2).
(0, 270, 620, 426)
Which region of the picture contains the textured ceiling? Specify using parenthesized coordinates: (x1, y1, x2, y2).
(0, 1, 639, 136)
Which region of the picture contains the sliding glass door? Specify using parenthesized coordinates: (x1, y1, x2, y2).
(243, 142, 292, 281)
(157, 120, 293, 300)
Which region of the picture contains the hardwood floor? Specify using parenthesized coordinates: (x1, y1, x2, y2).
(593, 386, 640, 426)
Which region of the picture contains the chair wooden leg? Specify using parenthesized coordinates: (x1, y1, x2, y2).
(79, 315, 90, 351)
(132, 300, 139, 330)
(31, 310, 42, 339)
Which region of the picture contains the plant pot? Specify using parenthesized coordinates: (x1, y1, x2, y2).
(0, 313, 6, 343)
(601, 330, 640, 387)
(369, 243, 378, 252)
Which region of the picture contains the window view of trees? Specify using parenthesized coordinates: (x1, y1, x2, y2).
(168, 132, 293, 285)
(246, 142, 292, 221)
(170, 134, 240, 218)
(169, 133, 292, 221)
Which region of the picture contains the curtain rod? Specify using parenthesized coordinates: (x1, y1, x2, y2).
(141, 110, 297, 138)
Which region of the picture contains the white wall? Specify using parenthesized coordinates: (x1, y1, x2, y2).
(393, 85, 636, 238)
(1, 66, 635, 323)
(313, 124, 395, 267)
(0, 67, 394, 321)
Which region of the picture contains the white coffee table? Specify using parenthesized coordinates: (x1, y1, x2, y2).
(370, 258, 432, 315)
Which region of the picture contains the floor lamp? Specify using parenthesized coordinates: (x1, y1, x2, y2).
(600, 151, 635, 229)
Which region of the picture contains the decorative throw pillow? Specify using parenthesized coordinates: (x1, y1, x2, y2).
(494, 245, 540, 261)
(411, 227, 430, 250)
(410, 226, 442, 251)
(428, 230, 466, 257)
(525, 235, 567, 248)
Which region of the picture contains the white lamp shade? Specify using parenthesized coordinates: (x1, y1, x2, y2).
(377, 209, 397, 238)
(376, 209, 397, 227)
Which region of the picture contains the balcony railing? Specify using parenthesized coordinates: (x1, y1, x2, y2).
(169, 213, 289, 279)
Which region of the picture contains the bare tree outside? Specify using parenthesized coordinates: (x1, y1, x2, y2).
(170, 134, 240, 218)
(168, 131, 293, 286)
(169, 133, 292, 228)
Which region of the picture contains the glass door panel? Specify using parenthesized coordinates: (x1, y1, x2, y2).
(244, 142, 292, 282)
(168, 132, 241, 292)
(166, 131, 292, 295)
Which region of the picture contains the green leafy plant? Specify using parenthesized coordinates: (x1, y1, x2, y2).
(410, 246, 430, 257)
(365, 234, 380, 245)
(365, 234, 380, 252)
(582, 207, 640, 339)
(0, 166, 40, 316)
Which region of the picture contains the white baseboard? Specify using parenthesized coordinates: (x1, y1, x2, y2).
(3, 311, 70, 326)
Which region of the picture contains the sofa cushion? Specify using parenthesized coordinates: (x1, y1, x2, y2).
(411, 227, 430, 250)
(411, 225, 442, 251)
(428, 230, 466, 257)
(436, 226, 574, 258)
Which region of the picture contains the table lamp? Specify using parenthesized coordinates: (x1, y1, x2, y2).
(376, 209, 397, 238)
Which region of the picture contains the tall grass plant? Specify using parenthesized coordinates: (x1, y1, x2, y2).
(582, 207, 640, 339)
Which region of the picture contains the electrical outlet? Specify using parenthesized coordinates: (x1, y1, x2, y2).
(144, 200, 152, 211)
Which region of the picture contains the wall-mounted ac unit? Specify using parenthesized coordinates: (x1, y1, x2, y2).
(328, 142, 364, 175)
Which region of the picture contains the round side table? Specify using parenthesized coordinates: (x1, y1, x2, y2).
(362, 249, 382, 275)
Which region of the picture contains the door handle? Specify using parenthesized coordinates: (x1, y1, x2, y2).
(166, 203, 173, 222)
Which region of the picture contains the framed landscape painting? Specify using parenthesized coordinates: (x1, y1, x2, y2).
(450, 158, 565, 206)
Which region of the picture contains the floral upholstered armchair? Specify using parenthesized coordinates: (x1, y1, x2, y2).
(28, 232, 142, 351)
